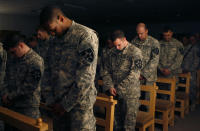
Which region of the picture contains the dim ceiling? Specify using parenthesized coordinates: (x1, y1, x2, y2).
(0, 0, 199, 24)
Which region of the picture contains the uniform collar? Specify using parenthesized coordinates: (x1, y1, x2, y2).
(20, 49, 32, 61)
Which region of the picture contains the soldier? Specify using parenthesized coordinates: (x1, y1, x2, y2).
(131, 23, 160, 85)
(36, 25, 53, 59)
(158, 27, 184, 78)
(39, 6, 98, 131)
(0, 42, 6, 131)
(36, 26, 54, 103)
(102, 30, 143, 131)
(1, 33, 44, 120)
(182, 34, 200, 110)
(0, 42, 6, 89)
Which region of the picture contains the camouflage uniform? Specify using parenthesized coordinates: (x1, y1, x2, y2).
(44, 21, 98, 131)
(2, 49, 44, 119)
(158, 38, 184, 77)
(182, 44, 200, 105)
(131, 36, 160, 85)
(0, 43, 7, 87)
(36, 37, 55, 103)
(102, 43, 143, 131)
(0, 43, 6, 131)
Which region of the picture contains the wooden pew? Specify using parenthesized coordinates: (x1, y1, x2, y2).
(95, 93, 117, 131)
(155, 77, 176, 131)
(175, 72, 191, 118)
(136, 83, 157, 131)
(0, 106, 48, 131)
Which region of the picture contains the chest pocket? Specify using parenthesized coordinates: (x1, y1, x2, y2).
(60, 44, 77, 73)
(167, 45, 177, 61)
(118, 55, 132, 72)
(141, 45, 152, 65)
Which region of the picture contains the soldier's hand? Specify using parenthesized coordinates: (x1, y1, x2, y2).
(139, 75, 145, 80)
(109, 88, 117, 96)
(52, 104, 66, 116)
(163, 69, 171, 76)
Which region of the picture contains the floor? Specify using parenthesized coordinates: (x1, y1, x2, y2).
(156, 105, 200, 131)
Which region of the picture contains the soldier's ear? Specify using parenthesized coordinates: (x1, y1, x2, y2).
(146, 29, 148, 34)
(58, 15, 64, 23)
(18, 42, 24, 49)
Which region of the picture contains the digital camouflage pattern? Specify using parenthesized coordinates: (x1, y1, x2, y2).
(159, 38, 184, 77)
(0, 43, 7, 87)
(182, 44, 200, 105)
(44, 21, 99, 131)
(131, 35, 160, 85)
(2, 49, 44, 119)
(0, 42, 6, 131)
(102, 42, 142, 131)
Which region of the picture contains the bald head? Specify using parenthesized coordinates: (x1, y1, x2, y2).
(136, 23, 148, 41)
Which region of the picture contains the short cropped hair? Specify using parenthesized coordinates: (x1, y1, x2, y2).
(36, 25, 47, 32)
(3, 33, 25, 51)
(111, 30, 125, 42)
(40, 6, 64, 27)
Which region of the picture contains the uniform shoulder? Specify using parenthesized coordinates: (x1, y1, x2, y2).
(28, 50, 44, 70)
(172, 38, 183, 46)
(148, 36, 160, 46)
(128, 43, 142, 56)
(72, 22, 98, 39)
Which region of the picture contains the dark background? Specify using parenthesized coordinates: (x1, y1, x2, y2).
(0, 0, 200, 41)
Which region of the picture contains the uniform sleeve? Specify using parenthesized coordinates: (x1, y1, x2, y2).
(184, 46, 200, 72)
(118, 49, 143, 89)
(141, 41, 160, 81)
(41, 45, 55, 105)
(0, 48, 7, 86)
(168, 42, 184, 71)
(101, 52, 115, 92)
(61, 32, 99, 112)
(8, 65, 44, 100)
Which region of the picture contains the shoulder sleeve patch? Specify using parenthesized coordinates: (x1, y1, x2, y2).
(152, 47, 159, 55)
(79, 48, 94, 65)
(179, 47, 184, 55)
(134, 59, 143, 69)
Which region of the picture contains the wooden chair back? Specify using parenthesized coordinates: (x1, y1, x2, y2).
(177, 72, 191, 94)
(156, 76, 176, 103)
(139, 83, 157, 117)
(95, 94, 117, 131)
(0, 106, 48, 131)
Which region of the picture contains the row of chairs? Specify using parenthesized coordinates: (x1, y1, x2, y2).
(96, 70, 200, 131)
(0, 71, 199, 131)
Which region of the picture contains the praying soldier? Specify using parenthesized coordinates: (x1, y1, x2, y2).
(2, 34, 44, 119)
(39, 6, 99, 131)
(0, 42, 6, 131)
(131, 23, 160, 85)
(102, 30, 143, 131)
(182, 34, 200, 110)
(158, 27, 184, 78)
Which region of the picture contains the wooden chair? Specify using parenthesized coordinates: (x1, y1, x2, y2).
(0, 106, 48, 131)
(155, 77, 176, 131)
(136, 83, 157, 131)
(197, 70, 200, 105)
(175, 72, 191, 118)
(95, 93, 117, 131)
